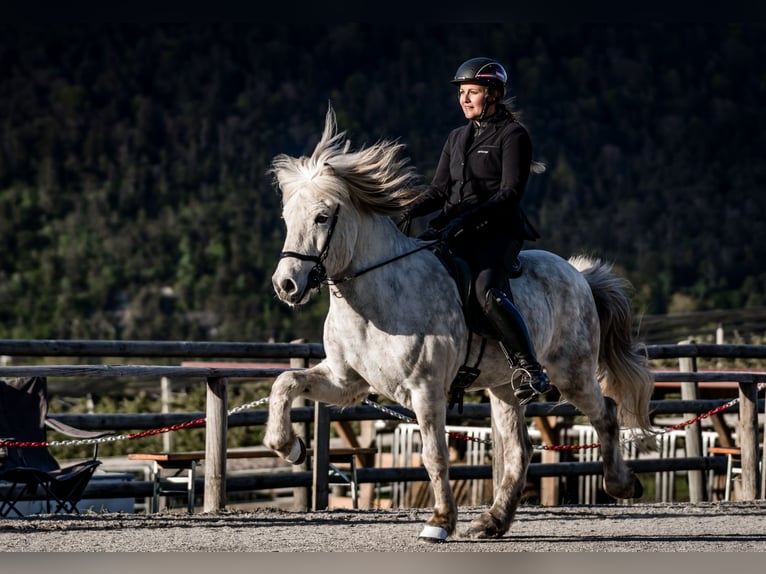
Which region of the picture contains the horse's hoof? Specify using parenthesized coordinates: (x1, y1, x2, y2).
(619, 474, 644, 499)
(460, 527, 488, 540)
(285, 437, 307, 465)
(461, 526, 503, 539)
(418, 525, 448, 543)
(461, 516, 506, 539)
(631, 476, 644, 499)
(604, 474, 644, 500)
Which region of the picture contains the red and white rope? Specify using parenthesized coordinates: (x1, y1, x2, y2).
(3, 384, 762, 452)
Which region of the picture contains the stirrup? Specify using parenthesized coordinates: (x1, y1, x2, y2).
(512, 365, 551, 405)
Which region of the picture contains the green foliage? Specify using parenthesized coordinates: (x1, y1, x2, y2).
(1, 24, 765, 344)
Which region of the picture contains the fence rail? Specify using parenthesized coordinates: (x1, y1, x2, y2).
(0, 339, 764, 510)
(0, 339, 325, 359)
(2, 338, 765, 360)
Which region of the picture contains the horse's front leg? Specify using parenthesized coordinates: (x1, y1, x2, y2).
(411, 395, 456, 543)
(264, 362, 367, 464)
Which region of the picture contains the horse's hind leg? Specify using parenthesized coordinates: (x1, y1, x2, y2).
(463, 384, 531, 539)
(564, 378, 643, 500)
(598, 395, 644, 499)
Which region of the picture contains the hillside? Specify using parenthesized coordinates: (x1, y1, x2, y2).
(1, 23, 765, 344)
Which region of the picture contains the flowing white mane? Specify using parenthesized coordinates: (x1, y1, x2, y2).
(269, 104, 420, 215)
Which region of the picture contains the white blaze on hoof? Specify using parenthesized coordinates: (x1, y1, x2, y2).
(285, 437, 306, 464)
(418, 525, 448, 543)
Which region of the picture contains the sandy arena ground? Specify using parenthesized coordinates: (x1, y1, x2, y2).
(1, 501, 764, 552)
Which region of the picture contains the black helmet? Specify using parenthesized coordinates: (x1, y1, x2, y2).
(451, 57, 508, 93)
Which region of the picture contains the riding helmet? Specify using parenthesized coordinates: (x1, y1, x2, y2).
(451, 57, 508, 94)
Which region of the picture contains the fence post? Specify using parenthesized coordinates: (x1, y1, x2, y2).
(738, 381, 760, 500)
(679, 341, 704, 502)
(532, 416, 560, 506)
(203, 376, 227, 512)
(290, 344, 311, 511)
(312, 402, 331, 510)
(161, 376, 173, 452)
(762, 383, 766, 500)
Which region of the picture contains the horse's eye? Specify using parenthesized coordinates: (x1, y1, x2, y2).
(315, 213, 329, 225)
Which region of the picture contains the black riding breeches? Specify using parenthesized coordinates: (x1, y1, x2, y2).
(458, 236, 523, 314)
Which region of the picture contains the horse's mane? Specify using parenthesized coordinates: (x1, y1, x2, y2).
(269, 104, 421, 216)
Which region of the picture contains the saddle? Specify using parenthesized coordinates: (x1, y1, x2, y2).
(429, 242, 523, 335)
(429, 242, 524, 412)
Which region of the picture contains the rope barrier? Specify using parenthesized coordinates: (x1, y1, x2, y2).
(363, 381, 766, 451)
(536, 381, 766, 452)
(2, 384, 762, 452)
(0, 397, 270, 449)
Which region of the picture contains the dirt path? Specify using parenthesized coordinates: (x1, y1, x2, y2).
(1, 501, 765, 552)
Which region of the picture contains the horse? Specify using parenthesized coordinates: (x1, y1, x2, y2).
(264, 104, 655, 542)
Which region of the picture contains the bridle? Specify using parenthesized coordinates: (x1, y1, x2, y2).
(278, 205, 438, 294)
(279, 205, 341, 292)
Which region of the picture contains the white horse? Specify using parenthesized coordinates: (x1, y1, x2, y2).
(265, 104, 654, 542)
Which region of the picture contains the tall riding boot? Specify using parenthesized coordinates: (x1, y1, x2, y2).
(485, 287, 552, 404)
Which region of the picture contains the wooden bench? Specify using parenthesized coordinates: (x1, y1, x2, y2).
(128, 447, 377, 513)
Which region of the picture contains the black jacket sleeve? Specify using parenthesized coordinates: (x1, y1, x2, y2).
(406, 138, 452, 219)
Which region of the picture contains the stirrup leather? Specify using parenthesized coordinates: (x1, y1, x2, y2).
(448, 335, 487, 413)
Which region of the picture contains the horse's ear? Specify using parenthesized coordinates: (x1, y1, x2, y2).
(323, 103, 337, 140)
(324, 104, 351, 153)
(312, 102, 347, 160)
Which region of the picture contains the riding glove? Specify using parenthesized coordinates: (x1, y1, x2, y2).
(440, 217, 465, 241)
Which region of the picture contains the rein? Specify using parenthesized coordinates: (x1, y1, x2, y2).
(327, 241, 438, 285)
(279, 205, 440, 289)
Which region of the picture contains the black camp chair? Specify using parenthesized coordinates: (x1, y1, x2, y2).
(0, 376, 113, 517)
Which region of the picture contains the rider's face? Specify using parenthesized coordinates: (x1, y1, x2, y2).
(457, 83, 491, 120)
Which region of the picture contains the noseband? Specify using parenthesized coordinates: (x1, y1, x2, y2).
(279, 205, 341, 291)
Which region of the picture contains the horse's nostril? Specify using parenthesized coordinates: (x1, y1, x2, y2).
(281, 279, 297, 295)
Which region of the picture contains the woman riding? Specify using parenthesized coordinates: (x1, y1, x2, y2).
(402, 56, 551, 404)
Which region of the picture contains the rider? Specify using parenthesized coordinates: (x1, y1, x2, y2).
(401, 56, 551, 404)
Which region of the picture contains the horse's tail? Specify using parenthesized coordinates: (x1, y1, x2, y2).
(569, 255, 654, 433)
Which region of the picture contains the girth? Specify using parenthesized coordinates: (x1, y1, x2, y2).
(448, 334, 486, 414)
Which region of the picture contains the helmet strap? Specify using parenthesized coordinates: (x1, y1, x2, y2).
(477, 87, 498, 125)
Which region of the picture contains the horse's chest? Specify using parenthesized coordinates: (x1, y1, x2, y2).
(326, 314, 398, 359)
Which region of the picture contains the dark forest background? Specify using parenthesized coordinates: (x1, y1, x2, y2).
(1, 23, 765, 346)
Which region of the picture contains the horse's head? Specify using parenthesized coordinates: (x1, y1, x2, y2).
(271, 183, 350, 306)
(269, 103, 420, 306)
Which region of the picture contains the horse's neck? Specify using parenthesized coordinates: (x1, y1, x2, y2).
(349, 215, 416, 271)
(328, 215, 418, 301)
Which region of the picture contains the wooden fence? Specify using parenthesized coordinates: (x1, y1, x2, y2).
(0, 339, 764, 510)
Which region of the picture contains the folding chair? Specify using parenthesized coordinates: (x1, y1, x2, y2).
(0, 376, 112, 517)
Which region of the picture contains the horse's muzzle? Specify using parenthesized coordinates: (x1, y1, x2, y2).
(272, 267, 318, 306)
